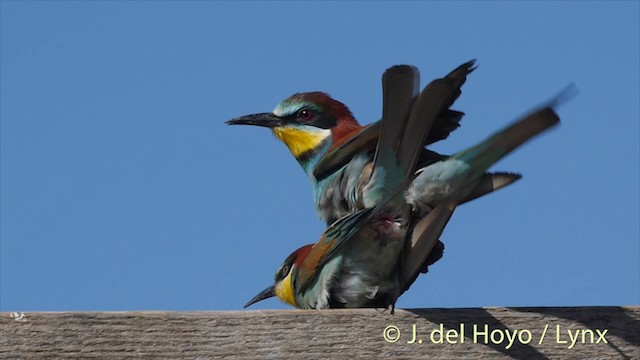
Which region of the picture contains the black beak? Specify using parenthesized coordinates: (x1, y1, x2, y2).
(226, 113, 284, 128)
(244, 285, 276, 308)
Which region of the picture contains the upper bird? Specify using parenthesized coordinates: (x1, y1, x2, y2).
(226, 61, 500, 226)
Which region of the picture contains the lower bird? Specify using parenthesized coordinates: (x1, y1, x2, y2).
(244, 99, 563, 310)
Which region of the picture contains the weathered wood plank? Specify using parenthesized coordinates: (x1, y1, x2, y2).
(1, 307, 639, 359)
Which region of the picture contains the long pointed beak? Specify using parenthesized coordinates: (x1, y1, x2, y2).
(226, 113, 284, 128)
(244, 285, 276, 308)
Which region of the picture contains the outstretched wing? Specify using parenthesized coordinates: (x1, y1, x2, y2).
(313, 61, 475, 181)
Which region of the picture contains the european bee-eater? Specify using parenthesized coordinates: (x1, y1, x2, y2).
(244, 100, 562, 310)
(226, 61, 513, 226)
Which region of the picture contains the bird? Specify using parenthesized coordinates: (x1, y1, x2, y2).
(244, 98, 563, 310)
(226, 61, 516, 226)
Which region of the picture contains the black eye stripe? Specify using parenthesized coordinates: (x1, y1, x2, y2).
(276, 264, 291, 281)
(283, 106, 336, 130)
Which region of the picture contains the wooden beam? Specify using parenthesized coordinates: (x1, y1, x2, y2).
(2, 307, 639, 358)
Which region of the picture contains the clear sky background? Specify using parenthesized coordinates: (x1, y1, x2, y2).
(1, 2, 638, 312)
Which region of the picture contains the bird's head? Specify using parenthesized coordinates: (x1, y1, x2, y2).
(227, 92, 361, 163)
(244, 244, 313, 309)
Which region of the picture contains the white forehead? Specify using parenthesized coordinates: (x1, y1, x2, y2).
(273, 101, 303, 117)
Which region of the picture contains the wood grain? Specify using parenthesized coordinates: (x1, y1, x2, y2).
(2, 307, 638, 359)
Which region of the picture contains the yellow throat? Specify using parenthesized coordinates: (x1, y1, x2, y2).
(274, 270, 297, 307)
(272, 126, 331, 158)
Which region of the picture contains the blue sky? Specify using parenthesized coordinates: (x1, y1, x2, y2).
(1, 2, 638, 312)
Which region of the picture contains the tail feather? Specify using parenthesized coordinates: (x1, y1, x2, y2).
(365, 66, 420, 205)
(372, 65, 419, 176)
(457, 107, 560, 166)
(460, 172, 522, 205)
(398, 60, 476, 176)
(398, 198, 457, 296)
(441, 59, 477, 108)
(425, 110, 464, 145)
